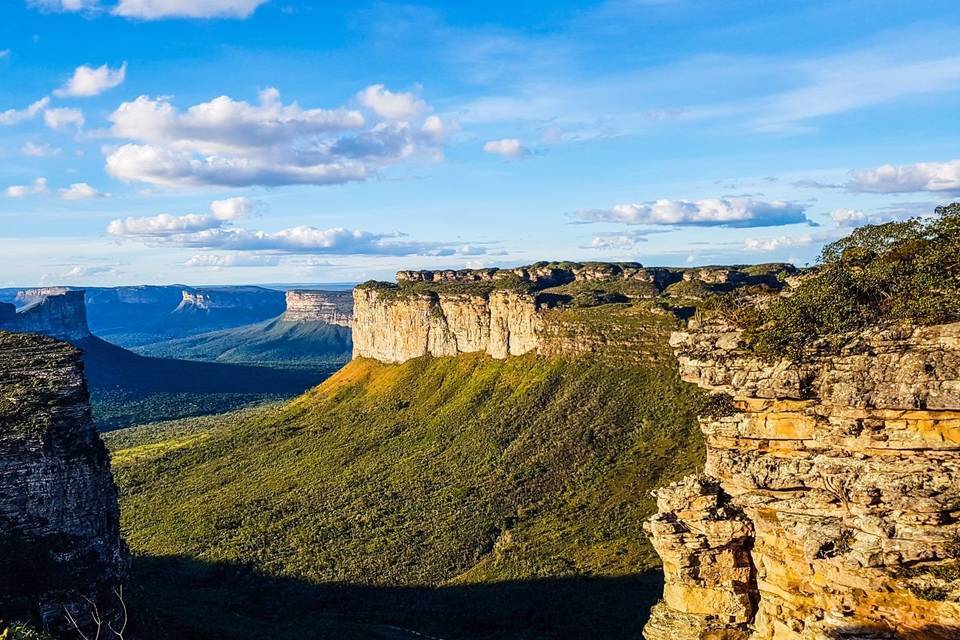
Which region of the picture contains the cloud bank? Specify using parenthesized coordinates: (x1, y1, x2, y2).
(577, 197, 810, 228)
(107, 200, 498, 257)
(105, 86, 452, 187)
(29, 0, 267, 19)
(846, 159, 960, 193)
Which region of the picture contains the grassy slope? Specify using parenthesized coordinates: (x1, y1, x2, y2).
(107, 326, 708, 638)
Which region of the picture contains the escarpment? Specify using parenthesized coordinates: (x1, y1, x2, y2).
(643, 320, 960, 639)
(0, 332, 127, 635)
(282, 290, 353, 326)
(0, 290, 91, 342)
(353, 262, 796, 363)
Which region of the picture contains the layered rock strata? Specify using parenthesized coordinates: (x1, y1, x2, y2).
(0, 332, 127, 634)
(0, 290, 90, 342)
(283, 290, 353, 326)
(644, 321, 960, 639)
(352, 288, 539, 362)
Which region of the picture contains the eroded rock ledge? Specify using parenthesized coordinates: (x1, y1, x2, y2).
(0, 332, 127, 634)
(643, 321, 960, 639)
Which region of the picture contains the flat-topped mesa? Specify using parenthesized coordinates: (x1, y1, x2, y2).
(353, 262, 798, 364)
(643, 320, 960, 640)
(0, 332, 127, 635)
(0, 290, 91, 342)
(14, 287, 72, 306)
(174, 286, 285, 315)
(282, 290, 353, 326)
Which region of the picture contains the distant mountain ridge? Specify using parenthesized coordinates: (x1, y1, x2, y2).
(2, 284, 290, 347)
(0, 290, 331, 429)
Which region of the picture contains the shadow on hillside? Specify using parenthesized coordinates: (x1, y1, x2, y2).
(127, 554, 664, 640)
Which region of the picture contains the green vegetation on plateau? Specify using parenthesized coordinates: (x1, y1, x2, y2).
(106, 342, 709, 639)
(741, 203, 960, 358)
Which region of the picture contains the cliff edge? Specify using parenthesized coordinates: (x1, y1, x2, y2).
(0, 290, 91, 342)
(642, 320, 960, 639)
(282, 290, 353, 326)
(352, 262, 795, 363)
(0, 331, 127, 635)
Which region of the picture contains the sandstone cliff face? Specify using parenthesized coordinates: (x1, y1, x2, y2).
(644, 321, 960, 640)
(352, 287, 540, 362)
(0, 332, 127, 634)
(0, 291, 91, 342)
(283, 290, 353, 327)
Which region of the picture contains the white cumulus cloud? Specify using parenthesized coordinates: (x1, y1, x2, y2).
(62, 265, 117, 278)
(185, 253, 280, 268)
(104, 86, 452, 187)
(0, 97, 50, 126)
(577, 197, 810, 228)
(107, 212, 224, 237)
(55, 63, 127, 97)
(44, 107, 85, 130)
(357, 84, 427, 120)
(59, 183, 107, 200)
(830, 208, 867, 227)
(5, 177, 48, 198)
(743, 234, 814, 252)
(210, 196, 256, 220)
(483, 138, 528, 160)
(846, 159, 960, 193)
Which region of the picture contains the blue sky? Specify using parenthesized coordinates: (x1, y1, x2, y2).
(1, 0, 959, 286)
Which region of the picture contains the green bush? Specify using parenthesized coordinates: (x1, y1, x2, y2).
(748, 203, 960, 359)
(0, 623, 53, 640)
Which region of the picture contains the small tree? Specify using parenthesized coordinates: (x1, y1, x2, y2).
(748, 203, 960, 359)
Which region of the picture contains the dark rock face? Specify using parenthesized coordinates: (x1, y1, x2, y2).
(0, 291, 91, 342)
(0, 332, 127, 635)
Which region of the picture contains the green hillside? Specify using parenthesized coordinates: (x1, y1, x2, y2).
(77, 336, 331, 429)
(133, 316, 352, 368)
(106, 321, 710, 639)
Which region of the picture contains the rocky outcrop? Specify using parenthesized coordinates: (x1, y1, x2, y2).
(0, 291, 91, 342)
(643, 321, 960, 640)
(0, 332, 127, 635)
(352, 287, 540, 362)
(283, 290, 353, 327)
(396, 262, 686, 291)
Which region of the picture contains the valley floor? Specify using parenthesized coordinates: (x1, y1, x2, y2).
(105, 352, 708, 639)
